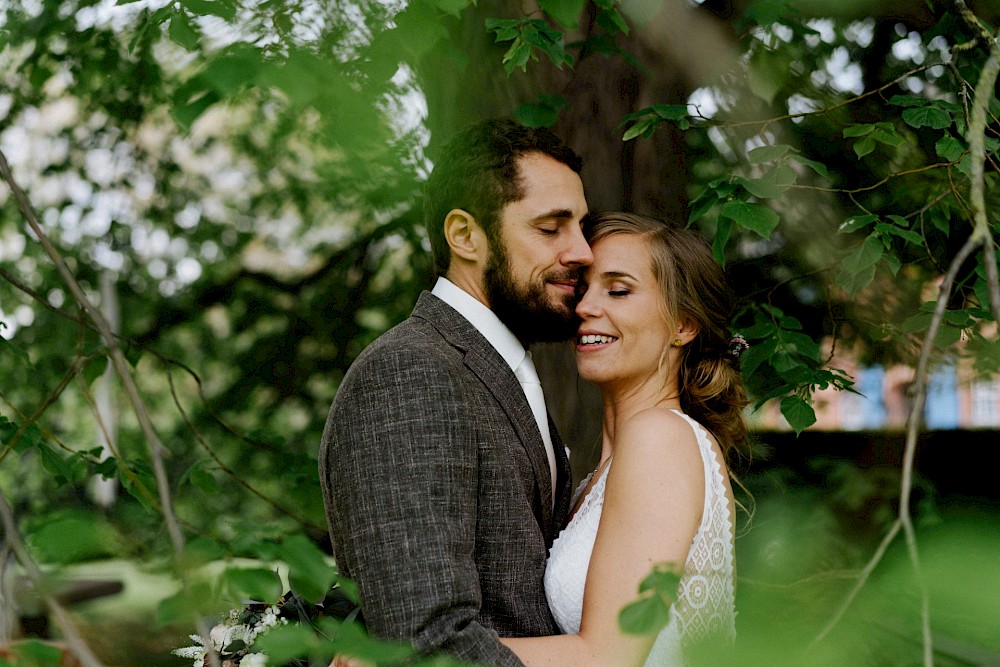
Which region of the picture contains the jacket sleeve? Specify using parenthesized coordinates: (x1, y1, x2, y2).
(320, 343, 524, 667)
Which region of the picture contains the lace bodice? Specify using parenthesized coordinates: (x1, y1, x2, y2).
(543, 411, 736, 666)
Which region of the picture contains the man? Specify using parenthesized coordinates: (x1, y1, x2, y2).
(319, 119, 591, 666)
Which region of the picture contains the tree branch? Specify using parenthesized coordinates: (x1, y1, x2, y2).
(0, 146, 187, 566)
(0, 490, 107, 667)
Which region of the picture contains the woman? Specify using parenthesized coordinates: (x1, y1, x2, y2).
(499, 212, 750, 666)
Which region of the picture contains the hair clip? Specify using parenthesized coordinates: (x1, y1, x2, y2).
(728, 333, 750, 358)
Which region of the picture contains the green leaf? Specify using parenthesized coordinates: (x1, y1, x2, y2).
(183, 536, 226, 568)
(120, 459, 159, 510)
(394, 2, 450, 59)
(935, 325, 962, 349)
(747, 51, 786, 104)
(780, 395, 816, 434)
(739, 336, 776, 377)
(943, 309, 973, 326)
(180, 0, 235, 20)
(736, 176, 782, 200)
(516, 94, 567, 128)
(226, 567, 283, 603)
(637, 564, 682, 595)
(853, 135, 877, 158)
(6, 639, 63, 666)
(128, 6, 171, 53)
(315, 619, 413, 662)
(279, 534, 337, 602)
(29, 515, 116, 564)
(619, 594, 671, 635)
(200, 47, 260, 94)
(83, 354, 109, 386)
(872, 126, 904, 147)
(688, 189, 719, 224)
(884, 251, 901, 276)
(902, 312, 932, 334)
(428, 0, 474, 17)
(843, 124, 876, 138)
(623, 117, 657, 141)
(790, 154, 829, 177)
(253, 624, 318, 664)
(902, 105, 952, 130)
(168, 11, 200, 51)
(515, 19, 573, 70)
(748, 144, 792, 164)
(769, 163, 797, 187)
(876, 223, 923, 245)
(778, 330, 820, 358)
(596, 7, 630, 34)
(718, 201, 780, 238)
(838, 214, 878, 234)
(0, 330, 32, 366)
(36, 441, 76, 485)
(538, 0, 587, 28)
(836, 234, 883, 293)
(188, 465, 221, 495)
(770, 349, 798, 373)
(712, 218, 733, 266)
(156, 580, 215, 626)
(936, 135, 964, 161)
(172, 89, 221, 129)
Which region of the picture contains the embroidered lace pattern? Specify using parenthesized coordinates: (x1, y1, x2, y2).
(543, 411, 736, 666)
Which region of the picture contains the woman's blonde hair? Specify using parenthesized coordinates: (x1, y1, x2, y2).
(586, 212, 750, 461)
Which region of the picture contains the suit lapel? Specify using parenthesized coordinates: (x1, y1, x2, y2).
(549, 418, 572, 539)
(413, 292, 556, 535)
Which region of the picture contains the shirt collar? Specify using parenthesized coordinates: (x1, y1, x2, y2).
(431, 277, 527, 371)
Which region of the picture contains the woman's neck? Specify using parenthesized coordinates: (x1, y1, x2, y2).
(599, 375, 681, 453)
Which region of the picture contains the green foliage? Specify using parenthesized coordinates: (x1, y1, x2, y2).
(3, 1, 1000, 665)
(516, 93, 568, 128)
(486, 18, 574, 74)
(621, 104, 691, 139)
(618, 563, 681, 635)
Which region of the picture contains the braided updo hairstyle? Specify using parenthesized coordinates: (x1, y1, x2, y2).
(585, 212, 750, 460)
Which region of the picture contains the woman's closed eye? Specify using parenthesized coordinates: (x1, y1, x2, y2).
(608, 289, 630, 297)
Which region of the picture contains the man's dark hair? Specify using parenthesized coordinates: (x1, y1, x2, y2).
(423, 118, 583, 276)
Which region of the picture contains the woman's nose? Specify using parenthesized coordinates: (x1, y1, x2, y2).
(575, 288, 599, 317)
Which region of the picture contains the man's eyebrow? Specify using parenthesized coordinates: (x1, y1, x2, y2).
(530, 208, 575, 221)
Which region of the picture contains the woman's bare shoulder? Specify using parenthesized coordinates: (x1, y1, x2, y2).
(613, 408, 701, 472)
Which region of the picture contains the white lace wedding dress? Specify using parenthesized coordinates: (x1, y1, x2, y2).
(543, 411, 736, 666)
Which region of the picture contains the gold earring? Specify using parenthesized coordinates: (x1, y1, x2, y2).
(672, 339, 682, 347)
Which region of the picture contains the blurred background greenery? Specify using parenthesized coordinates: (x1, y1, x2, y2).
(2, 0, 1000, 665)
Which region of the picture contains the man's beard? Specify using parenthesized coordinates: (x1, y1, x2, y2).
(483, 237, 581, 344)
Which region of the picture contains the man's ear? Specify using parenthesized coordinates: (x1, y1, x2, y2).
(444, 209, 487, 262)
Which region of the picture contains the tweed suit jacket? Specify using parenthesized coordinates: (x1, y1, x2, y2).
(319, 291, 573, 667)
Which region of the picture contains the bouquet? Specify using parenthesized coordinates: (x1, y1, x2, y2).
(173, 589, 361, 667)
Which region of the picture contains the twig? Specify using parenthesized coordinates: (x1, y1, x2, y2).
(0, 490, 107, 667)
(166, 369, 320, 529)
(811, 518, 902, 645)
(0, 146, 187, 565)
(966, 38, 1000, 321)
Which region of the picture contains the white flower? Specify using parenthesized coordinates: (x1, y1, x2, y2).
(241, 652, 268, 667)
(172, 646, 206, 660)
(172, 634, 209, 665)
(210, 623, 230, 647)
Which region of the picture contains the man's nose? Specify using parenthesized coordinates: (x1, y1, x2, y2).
(562, 223, 593, 267)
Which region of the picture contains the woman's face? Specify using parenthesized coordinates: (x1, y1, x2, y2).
(574, 234, 675, 388)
